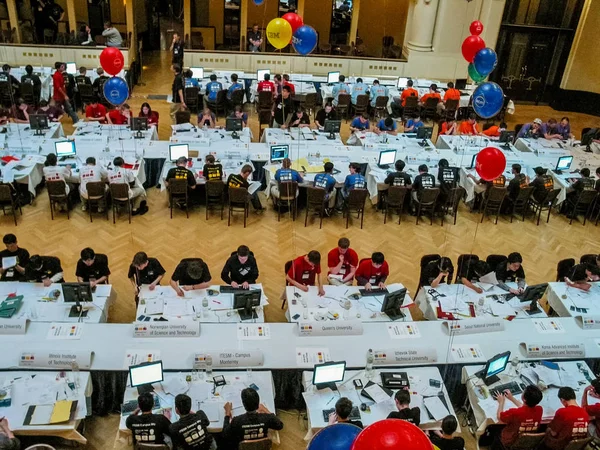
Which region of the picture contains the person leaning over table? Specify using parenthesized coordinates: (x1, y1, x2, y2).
(328, 397, 363, 429)
(517, 118, 544, 139)
(289, 108, 310, 128)
(542, 118, 563, 140)
(85, 98, 106, 123)
(349, 112, 370, 132)
(0, 418, 19, 450)
(375, 116, 397, 136)
(0, 233, 29, 282)
(129, 252, 165, 305)
(286, 250, 325, 296)
(37, 100, 64, 122)
(493, 385, 543, 450)
(229, 105, 248, 127)
(458, 113, 480, 135)
(170, 394, 213, 450)
(428, 415, 465, 450)
(565, 263, 600, 292)
(314, 102, 337, 129)
(404, 113, 423, 133)
(170, 258, 212, 296)
(457, 259, 490, 294)
(355, 252, 389, 290)
(221, 245, 259, 288)
(421, 257, 454, 289)
(327, 237, 358, 286)
(272, 85, 293, 128)
(227, 164, 264, 211)
(582, 378, 600, 437)
(495, 252, 526, 295)
(125, 392, 171, 446)
(558, 116, 574, 139)
(439, 118, 458, 136)
(25, 255, 64, 285)
(540, 387, 589, 450)
(11, 98, 33, 124)
(76, 247, 110, 287)
(387, 390, 420, 425)
(106, 103, 131, 125)
(482, 122, 507, 138)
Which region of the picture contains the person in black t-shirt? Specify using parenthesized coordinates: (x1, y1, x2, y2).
(289, 108, 310, 128)
(75, 248, 110, 287)
(226, 164, 263, 211)
(223, 388, 283, 448)
(92, 68, 110, 99)
(529, 167, 554, 203)
(385, 160, 412, 187)
(421, 257, 454, 289)
(221, 245, 259, 287)
(0, 234, 29, 282)
(125, 392, 171, 445)
(170, 394, 213, 450)
(170, 32, 184, 66)
(25, 255, 64, 285)
(166, 156, 196, 189)
(315, 103, 337, 129)
(202, 155, 223, 181)
(429, 415, 465, 450)
(0, 64, 20, 95)
(171, 64, 186, 123)
(458, 259, 490, 294)
(128, 252, 166, 303)
(272, 85, 293, 128)
(495, 252, 526, 294)
(328, 397, 363, 429)
(387, 390, 420, 425)
(21, 65, 41, 102)
(412, 164, 436, 203)
(170, 258, 212, 296)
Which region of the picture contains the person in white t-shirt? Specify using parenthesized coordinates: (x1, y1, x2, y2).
(108, 157, 148, 215)
(43, 153, 73, 212)
(79, 156, 108, 212)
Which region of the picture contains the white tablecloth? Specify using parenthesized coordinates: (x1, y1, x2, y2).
(546, 281, 600, 317)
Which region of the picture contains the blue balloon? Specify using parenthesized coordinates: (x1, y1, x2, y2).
(292, 25, 318, 56)
(103, 76, 129, 106)
(473, 82, 504, 119)
(253, 0, 264, 4)
(308, 423, 361, 450)
(473, 47, 498, 77)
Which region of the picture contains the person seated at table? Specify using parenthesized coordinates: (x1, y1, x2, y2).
(227, 73, 244, 102)
(0, 418, 19, 450)
(355, 252, 389, 290)
(203, 154, 223, 181)
(404, 114, 423, 132)
(411, 164, 436, 202)
(25, 255, 64, 285)
(139, 102, 159, 127)
(257, 72, 276, 96)
(439, 118, 458, 136)
(385, 160, 412, 188)
(85, 98, 107, 123)
(506, 164, 528, 202)
(125, 392, 171, 446)
(37, 100, 64, 122)
(369, 79, 389, 108)
(565, 168, 595, 206)
(282, 74, 295, 95)
(76, 247, 110, 287)
(313, 162, 338, 213)
(286, 250, 325, 295)
(494, 385, 543, 450)
(328, 397, 363, 429)
(43, 153, 72, 200)
(429, 415, 465, 450)
(332, 74, 350, 107)
(170, 394, 213, 450)
(543, 118, 563, 140)
(351, 77, 368, 105)
(342, 163, 366, 200)
(349, 112, 370, 132)
(327, 237, 358, 286)
(106, 103, 131, 125)
(582, 378, 600, 438)
(529, 166, 554, 202)
(75, 66, 92, 86)
(198, 108, 216, 128)
(204, 74, 223, 108)
(565, 264, 599, 292)
(128, 252, 165, 303)
(223, 388, 283, 449)
(166, 156, 196, 192)
(21, 64, 41, 101)
(10, 98, 33, 124)
(441, 81, 461, 111)
(387, 390, 420, 425)
(227, 164, 264, 211)
(0, 233, 29, 282)
(108, 156, 148, 215)
(398, 79, 418, 110)
(419, 83, 441, 108)
(221, 245, 259, 288)
(170, 258, 212, 296)
(437, 159, 459, 200)
(558, 116, 574, 140)
(375, 116, 397, 135)
(458, 260, 491, 294)
(92, 68, 110, 98)
(79, 156, 108, 212)
(0, 64, 20, 95)
(458, 114, 480, 135)
(315, 103, 337, 129)
(229, 105, 248, 127)
(540, 387, 589, 450)
(495, 252, 526, 294)
(289, 108, 310, 128)
(482, 122, 507, 138)
(272, 85, 294, 129)
(271, 158, 303, 199)
(421, 257, 453, 288)
(183, 69, 199, 88)
(517, 118, 544, 139)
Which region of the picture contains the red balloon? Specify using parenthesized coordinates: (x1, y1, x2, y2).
(351, 419, 433, 450)
(475, 147, 507, 181)
(470, 20, 484, 36)
(282, 12, 304, 33)
(461, 35, 485, 63)
(100, 47, 125, 76)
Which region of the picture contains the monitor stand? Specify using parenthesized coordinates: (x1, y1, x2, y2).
(69, 303, 88, 318)
(474, 371, 501, 386)
(327, 132, 336, 140)
(231, 131, 240, 140)
(137, 384, 154, 395)
(385, 308, 405, 321)
(239, 306, 258, 321)
(315, 382, 338, 391)
(526, 299, 543, 315)
(134, 130, 144, 139)
(378, 164, 390, 170)
(34, 128, 44, 136)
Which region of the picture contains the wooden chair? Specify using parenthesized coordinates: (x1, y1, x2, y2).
(440, 186, 465, 226)
(239, 437, 272, 450)
(509, 432, 545, 450)
(24, 445, 58, 450)
(343, 188, 368, 229)
(305, 186, 326, 228)
(455, 254, 480, 284)
(528, 188, 560, 226)
(336, 94, 351, 122)
(421, 97, 439, 121)
(556, 258, 575, 282)
(86, 181, 108, 222)
(566, 189, 597, 225)
(373, 95, 389, 120)
(353, 94, 369, 117)
(275, 182, 298, 222)
(109, 183, 132, 224)
(228, 186, 250, 227)
(480, 186, 507, 224)
(302, 92, 318, 117)
(207, 89, 228, 118)
(205, 180, 225, 220)
(505, 186, 533, 223)
(168, 178, 190, 219)
(402, 95, 419, 122)
(184, 86, 200, 113)
(258, 110, 273, 141)
(0, 183, 20, 225)
(415, 188, 440, 225)
(282, 260, 293, 309)
(46, 181, 70, 220)
(443, 98, 459, 121)
(486, 254, 507, 269)
(134, 444, 170, 450)
(257, 91, 273, 115)
(384, 186, 407, 224)
(416, 254, 443, 294)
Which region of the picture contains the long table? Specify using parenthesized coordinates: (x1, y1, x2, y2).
(546, 281, 600, 317)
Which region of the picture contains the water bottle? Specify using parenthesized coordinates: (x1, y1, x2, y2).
(365, 349, 374, 380)
(71, 360, 80, 390)
(205, 354, 213, 377)
(202, 298, 209, 318)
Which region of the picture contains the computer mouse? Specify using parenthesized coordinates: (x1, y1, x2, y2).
(207, 289, 219, 296)
(360, 403, 367, 411)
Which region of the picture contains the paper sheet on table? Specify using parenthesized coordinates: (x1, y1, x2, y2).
(491, 301, 517, 317)
(315, 297, 331, 308)
(161, 376, 189, 396)
(145, 298, 164, 315)
(423, 396, 450, 421)
(50, 400, 73, 423)
(364, 383, 391, 404)
(164, 299, 194, 316)
(533, 366, 562, 387)
(200, 402, 221, 422)
(477, 282, 495, 292)
(94, 285, 111, 297)
(438, 296, 469, 313)
(479, 272, 499, 285)
(28, 404, 54, 425)
(291, 158, 309, 172)
(478, 396, 509, 418)
(2, 256, 17, 269)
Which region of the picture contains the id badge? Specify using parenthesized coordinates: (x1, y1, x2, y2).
(339, 267, 346, 275)
(239, 268, 249, 276)
(302, 272, 310, 280)
(369, 276, 377, 285)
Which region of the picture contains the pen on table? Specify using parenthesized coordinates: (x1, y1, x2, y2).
(213, 300, 221, 305)
(192, 306, 196, 313)
(326, 396, 335, 405)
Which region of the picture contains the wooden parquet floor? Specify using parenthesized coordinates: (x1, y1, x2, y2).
(5, 51, 600, 450)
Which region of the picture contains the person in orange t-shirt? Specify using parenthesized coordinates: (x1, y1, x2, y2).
(400, 79, 418, 107)
(482, 122, 507, 138)
(419, 83, 441, 107)
(439, 119, 458, 136)
(439, 81, 461, 114)
(458, 114, 480, 135)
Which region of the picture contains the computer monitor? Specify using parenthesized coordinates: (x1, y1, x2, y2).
(66, 63, 77, 75)
(270, 144, 289, 163)
(169, 144, 189, 161)
(417, 126, 433, 140)
(190, 67, 204, 80)
(257, 69, 270, 80)
(29, 114, 48, 135)
(62, 282, 93, 317)
(226, 118, 243, 139)
(233, 289, 262, 321)
(327, 71, 340, 84)
(378, 149, 397, 169)
(519, 283, 548, 303)
(55, 140, 76, 158)
(397, 77, 409, 89)
(312, 361, 346, 390)
(129, 361, 164, 394)
(499, 130, 515, 144)
(324, 119, 342, 140)
(381, 288, 406, 321)
(555, 155, 573, 174)
(131, 117, 148, 139)
(455, 78, 468, 90)
(476, 351, 511, 385)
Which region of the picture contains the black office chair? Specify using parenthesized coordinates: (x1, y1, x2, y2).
(455, 254, 480, 284)
(416, 254, 442, 295)
(486, 254, 507, 269)
(78, 84, 95, 112)
(207, 89, 227, 118)
(580, 254, 598, 265)
(415, 188, 440, 225)
(184, 87, 200, 113)
(528, 188, 561, 226)
(421, 97, 439, 121)
(566, 189, 597, 225)
(556, 258, 575, 282)
(440, 186, 465, 226)
(20, 82, 36, 107)
(505, 186, 534, 223)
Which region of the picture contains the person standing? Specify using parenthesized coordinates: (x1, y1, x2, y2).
(272, 85, 293, 128)
(170, 32, 184, 67)
(52, 62, 78, 123)
(170, 64, 186, 123)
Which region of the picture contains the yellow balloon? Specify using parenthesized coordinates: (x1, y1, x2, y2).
(266, 18, 293, 49)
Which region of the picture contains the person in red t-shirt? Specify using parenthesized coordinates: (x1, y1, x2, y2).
(582, 379, 600, 437)
(400, 79, 418, 107)
(419, 83, 441, 107)
(286, 250, 324, 296)
(495, 385, 543, 448)
(257, 73, 276, 97)
(139, 102, 159, 126)
(483, 122, 507, 138)
(52, 62, 78, 124)
(106, 103, 131, 125)
(541, 387, 589, 450)
(85, 99, 107, 123)
(327, 237, 359, 286)
(458, 114, 481, 135)
(355, 252, 389, 290)
(439, 119, 458, 136)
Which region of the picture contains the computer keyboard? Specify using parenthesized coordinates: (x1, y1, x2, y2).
(323, 406, 360, 422)
(359, 288, 389, 297)
(489, 381, 523, 397)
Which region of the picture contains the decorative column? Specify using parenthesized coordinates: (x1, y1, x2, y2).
(66, 0, 76, 34)
(184, 0, 191, 43)
(240, 0, 248, 52)
(348, 0, 360, 46)
(6, 0, 21, 43)
(407, 0, 439, 52)
(296, 0, 305, 17)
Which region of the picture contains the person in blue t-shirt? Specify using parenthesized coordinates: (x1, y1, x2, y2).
(376, 117, 397, 135)
(227, 73, 244, 101)
(229, 106, 248, 127)
(271, 157, 303, 200)
(184, 69, 199, 88)
(351, 77, 368, 105)
(370, 79, 389, 108)
(332, 75, 350, 106)
(343, 162, 366, 198)
(405, 114, 424, 132)
(350, 113, 370, 132)
(204, 74, 223, 107)
(314, 162, 337, 212)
